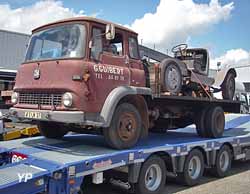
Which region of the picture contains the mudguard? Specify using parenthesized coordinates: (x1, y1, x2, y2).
(213, 67, 237, 88)
(100, 86, 152, 127)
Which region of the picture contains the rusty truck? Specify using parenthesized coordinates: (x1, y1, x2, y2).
(9, 17, 240, 149)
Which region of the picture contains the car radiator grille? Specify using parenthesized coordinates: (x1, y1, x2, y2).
(18, 93, 62, 106)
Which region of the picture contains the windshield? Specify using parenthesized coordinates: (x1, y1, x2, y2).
(25, 24, 86, 61)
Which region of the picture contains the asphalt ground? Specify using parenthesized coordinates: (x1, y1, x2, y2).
(83, 160, 250, 194)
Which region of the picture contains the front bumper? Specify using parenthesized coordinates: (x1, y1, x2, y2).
(9, 108, 104, 127)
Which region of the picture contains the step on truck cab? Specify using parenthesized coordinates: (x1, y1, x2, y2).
(10, 17, 240, 149)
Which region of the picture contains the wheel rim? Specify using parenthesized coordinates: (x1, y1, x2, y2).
(219, 151, 230, 172)
(117, 112, 137, 142)
(188, 156, 201, 180)
(165, 65, 180, 90)
(144, 164, 162, 191)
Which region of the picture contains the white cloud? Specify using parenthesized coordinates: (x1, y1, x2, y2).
(131, 0, 234, 52)
(0, 0, 84, 34)
(211, 49, 250, 82)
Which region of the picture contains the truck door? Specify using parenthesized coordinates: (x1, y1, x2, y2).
(127, 36, 146, 87)
(90, 26, 130, 104)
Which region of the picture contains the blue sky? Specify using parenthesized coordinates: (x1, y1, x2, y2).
(191, 0, 250, 56)
(0, 0, 249, 58)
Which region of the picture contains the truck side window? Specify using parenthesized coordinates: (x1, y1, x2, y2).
(129, 37, 139, 59)
(104, 33, 123, 56)
(91, 28, 103, 60)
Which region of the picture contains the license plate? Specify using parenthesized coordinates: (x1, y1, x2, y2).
(24, 111, 42, 119)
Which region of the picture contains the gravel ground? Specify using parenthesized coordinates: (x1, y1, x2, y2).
(83, 160, 250, 194)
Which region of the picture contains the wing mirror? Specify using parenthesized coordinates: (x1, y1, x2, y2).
(105, 23, 115, 40)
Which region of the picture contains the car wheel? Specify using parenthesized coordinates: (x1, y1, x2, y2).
(222, 72, 235, 100)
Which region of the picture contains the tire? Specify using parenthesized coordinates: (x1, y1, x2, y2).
(211, 145, 232, 178)
(38, 122, 67, 138)
(178, 149, 204, 186)
(205, 106, 225, 138)
(162, 62, 183, 94)
(135, 155, 167, 194)
(103, 103, 142, 149)
(222, 73, 235, 100)
(195, 108, 209, 138)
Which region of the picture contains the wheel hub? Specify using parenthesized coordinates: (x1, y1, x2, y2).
(219, 151, 229, 172)
(117, 113, 137, 141)
(188, 156, 201, 179)
(144, 164, 162, 191)
(167, 67, 179, 90)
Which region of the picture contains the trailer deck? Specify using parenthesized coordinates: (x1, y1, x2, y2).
(0, 114, 250, 194)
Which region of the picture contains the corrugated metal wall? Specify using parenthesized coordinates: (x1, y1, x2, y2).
(0, 30, 30, 70)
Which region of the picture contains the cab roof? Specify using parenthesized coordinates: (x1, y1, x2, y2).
(32, 16, 137, 35)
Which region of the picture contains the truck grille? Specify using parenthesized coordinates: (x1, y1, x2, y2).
(19, 93, 62, 106)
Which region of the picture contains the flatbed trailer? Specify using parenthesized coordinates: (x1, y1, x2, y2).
(0, 114, 250, 194)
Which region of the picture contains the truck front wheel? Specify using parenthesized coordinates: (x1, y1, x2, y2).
(103, 103, 142, 149)
(38, 122, 67, 138)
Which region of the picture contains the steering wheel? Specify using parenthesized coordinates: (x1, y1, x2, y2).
(171, 44, 188, 57)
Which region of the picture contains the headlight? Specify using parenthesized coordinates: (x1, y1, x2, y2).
(11, 92, 19, 104)
(62, 92, 73, 107)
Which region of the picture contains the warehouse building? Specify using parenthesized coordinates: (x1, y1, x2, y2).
(0, 29, 30, 70)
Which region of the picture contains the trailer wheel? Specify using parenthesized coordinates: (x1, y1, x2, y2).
(195, 108, 209, 137)
(205, 106, 225, 138)
(38, 122, 67, 138)
(211, 145, 232, 178)
(222, 72, 235, 100)
(103, 103, 141, 149)
(135, 155, 166, 194)
(178, 149, 204, 186)
(162, 62, 183, 94)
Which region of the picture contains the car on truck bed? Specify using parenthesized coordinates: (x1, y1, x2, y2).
(9, 17, 240, 149)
